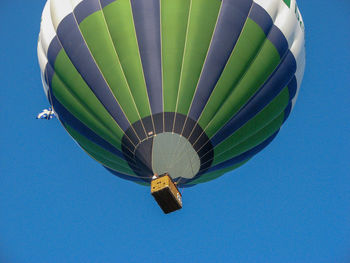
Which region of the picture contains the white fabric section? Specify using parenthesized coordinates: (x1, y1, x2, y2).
(290, 0, 306, 108)
(70, 0, 84, 9)
(275, 5, 299, 46)
(252, 0, 305, 72)
(37, 1, 56, 99)
(253, 0, 303, 50)
(275, 1, 305, 110)
(292, 45, 305, 108)
(253, 0, 280, 21)
(38, 0, 56, 56)
(40, 72, 49, 98)
(254, 0, 305, 111)
(37, 41, 49, 97)
(37, 40, 47, 75)
(50, 0, 73, 31)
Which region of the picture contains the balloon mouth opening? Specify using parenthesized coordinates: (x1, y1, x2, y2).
(121, 112, 214, 183)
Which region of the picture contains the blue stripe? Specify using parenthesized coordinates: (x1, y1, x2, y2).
(47, 36, 62, 68)
(188, 0, 253, 120)
(283, 76, 297, 122)
(283, 102, 292, 122)
(100, 0, 116, 8)
(45, 62, 55, 94)
(211, 51, 297, 146)
(249, 3, 289, 59)
(130, 0, 163, 114)
(48, 86, 126, 160)
(74, 0, 101, 25)
(46, 36, 62, 97)
(248, 3, 273, 35)
(250, 3, 288, 58)
(56, 13, 130, 131)
(200, 131, 278, 174)
(287, 76, 297, 100)
(267, 26, 289, 58)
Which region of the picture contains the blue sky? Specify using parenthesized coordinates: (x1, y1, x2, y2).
(1, 1, 349, 262)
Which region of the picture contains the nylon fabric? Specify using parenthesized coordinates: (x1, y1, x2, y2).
(38, 0, 305, 186)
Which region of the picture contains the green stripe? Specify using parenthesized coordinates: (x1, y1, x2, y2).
(134, 182, 150, 186)
(176, 0, 221, 115)
(204, 27, 281, 138)
(188, 160, 249, 185)
(52, 50, 124, 150)
(198, 19, 267, 129)
(161, 0, 190, 112)
(64, 124, 135, 175)
(79, 10, 141, 124)
(213, 87, 290, 159)
(213, 112, 285, 166)
(283, 0, 291, 8)
(102, 0, 151, 119)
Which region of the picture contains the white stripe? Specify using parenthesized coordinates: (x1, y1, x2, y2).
(50, 0, 73, 31)
(254, 0, 305, 113)
(70, 0, 84, 9)
(292, 43, 305, 109)
(253, 0, 305, 52)
(41, 72, 50, 98)
(37, 41, 50, 97)
(37, 39, 47, 75)
(253, 0, 280, 21)
(38, 0, 56, 56)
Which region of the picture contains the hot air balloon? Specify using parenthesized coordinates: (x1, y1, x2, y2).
(38, 0, 305, 213)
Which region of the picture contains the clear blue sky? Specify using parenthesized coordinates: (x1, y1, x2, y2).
(1, 1, 349, 262)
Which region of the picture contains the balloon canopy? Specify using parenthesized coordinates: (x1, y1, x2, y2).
(38, 0, 305, 187)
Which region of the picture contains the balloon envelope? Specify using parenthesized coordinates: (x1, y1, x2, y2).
(38, 0, 305, 186)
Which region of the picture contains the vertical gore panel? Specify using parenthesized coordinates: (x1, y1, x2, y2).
(50, 52, 126, 149)
(164, 112, 175, 132)
(203, 131, 278, 173)
(74, 0, 100, 25)
(135, 138, 154, 173)
(131, 0, 163, 114)
(175, 0, 221, 116)
(50, 89, 125, 154)
(102, 0, 152, 119)
(211, 51, 297, 146)
(187, 160, 249, 185)
(152, 112, 164, 134)
(249, 3, 273, 36)
(47, 36, 62, 69)
(78, 10, 143, 126)
(197, 19, 269, 130)
(213, 113, 284, 165)
(50, 49, 126, 147)
(267, 26, 289, 58)
(161, 0, 190, 112)
(203, 39, 281, 138)
(56, 14, 130, 131)
(51, 75, 126, 151)
(188, 0, 253, 120)
(101, 0, 116, 8)
(212, 87, 290, 157)
(64, 124, 134, 175)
